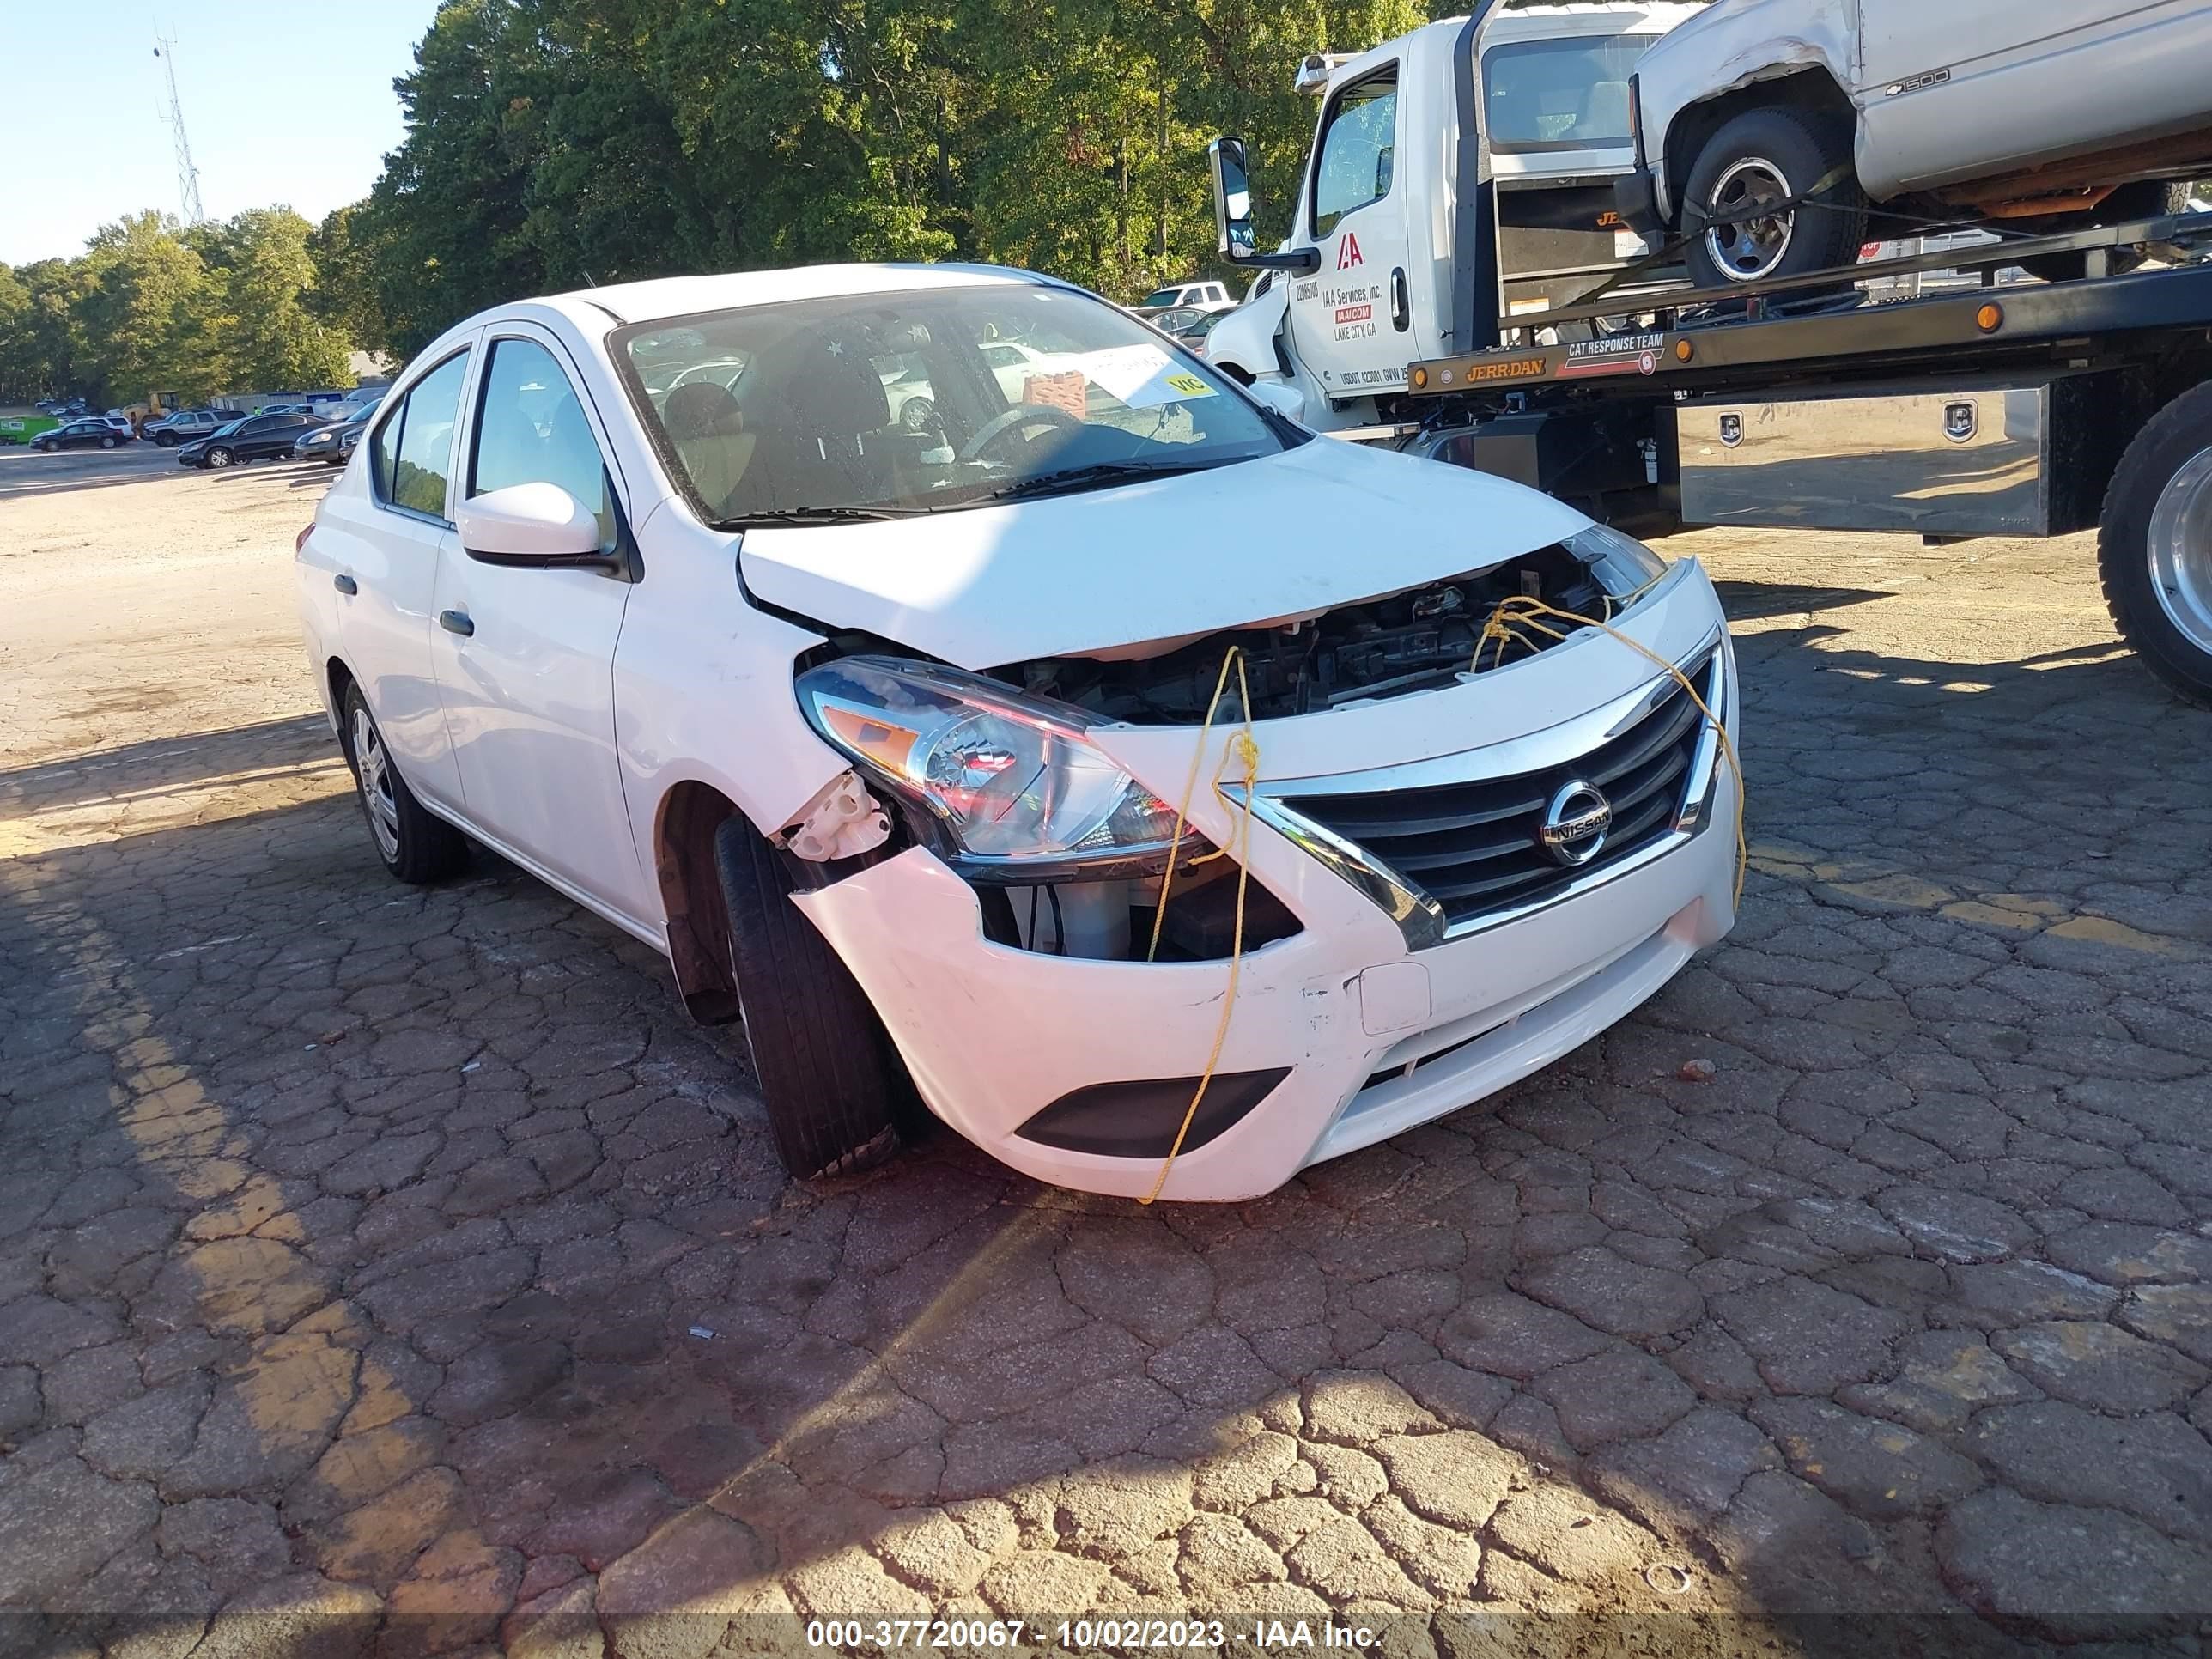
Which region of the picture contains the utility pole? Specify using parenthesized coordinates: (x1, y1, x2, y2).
(154, 35, 207, 224)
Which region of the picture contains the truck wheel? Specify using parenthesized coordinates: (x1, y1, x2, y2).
(2015, 182, 2190, 283)
(2100, 380, 2212, 708)
(1681, 108, 1865, 289)
(710, 817, 907, 1181)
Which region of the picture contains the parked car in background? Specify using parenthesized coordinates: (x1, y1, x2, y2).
(294, 404, 379, 465)
(34, 417, 131, 452)
(177, 413, 318, 469)
(1145, 306, 1225, 356)
(144, 408, 243, 447)
(1622, 0, 2212, 287)
(1139, 280, 1236, 312)
(295, 263, 1738, 1199)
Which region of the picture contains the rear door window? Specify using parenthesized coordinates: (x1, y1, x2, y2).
(374, 350, 471, 521)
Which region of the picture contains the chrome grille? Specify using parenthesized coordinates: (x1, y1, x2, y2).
(1278, 653, 1718, 932)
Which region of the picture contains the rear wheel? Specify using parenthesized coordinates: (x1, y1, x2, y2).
(99, 434, 116, 449)
(1681, 107, 1865, 289)
(338, 684, 471, 882)
(155, 433, 178, 447)
(711, 817, 907, 1181)
(2100, 380, 2212, 708)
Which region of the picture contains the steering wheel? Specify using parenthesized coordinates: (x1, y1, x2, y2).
(959, 402, 1085, 465)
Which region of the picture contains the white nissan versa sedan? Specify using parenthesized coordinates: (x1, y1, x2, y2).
(295, 263, 1740, 1201)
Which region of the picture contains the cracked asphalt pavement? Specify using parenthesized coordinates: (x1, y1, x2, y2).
(3, 452, 2210, 1657)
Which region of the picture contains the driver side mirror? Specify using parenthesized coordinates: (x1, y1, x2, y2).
(458, 482, 620, 573)
(1209, 137, 1319, 273)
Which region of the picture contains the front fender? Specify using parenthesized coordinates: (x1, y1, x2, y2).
(1637, 0, 1862, 221)
(1206, 279, 1291, 385)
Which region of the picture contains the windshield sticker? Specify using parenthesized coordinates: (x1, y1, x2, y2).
(1059, 343, 1218, 408)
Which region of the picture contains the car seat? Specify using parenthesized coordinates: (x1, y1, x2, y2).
(725, 337, 899, 516)
(662, 382, 756, 520)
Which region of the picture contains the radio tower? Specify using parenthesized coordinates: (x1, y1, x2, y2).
(154, 35, 207, 224)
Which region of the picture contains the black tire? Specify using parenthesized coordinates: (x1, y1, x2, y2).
(337, 683, 471, 882)
(2097, 379, 2212, 708)
(100, 434, 116, 449)
(205, 446, 234, 469)
(1680, 107, 1865, 289)
(2015, 181, 2189, 283)
(155, 432, 178, 447)
(37, 439, 57, 453)
(711, 816, 906, 1181)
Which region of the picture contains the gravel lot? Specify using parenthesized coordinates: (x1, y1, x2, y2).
(3, 450, 2209, 1657)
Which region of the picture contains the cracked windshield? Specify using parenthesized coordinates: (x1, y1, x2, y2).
(619, 284, 1286, 523)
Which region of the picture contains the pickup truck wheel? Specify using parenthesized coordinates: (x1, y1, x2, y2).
(2100, 380, 2212, 708)
(710, 817, 906, 1182)
(339, 684, 471, 882)
(1682, 108, 1864, 289)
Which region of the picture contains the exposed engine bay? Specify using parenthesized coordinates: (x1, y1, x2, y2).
(1001, 541, 1609, 724)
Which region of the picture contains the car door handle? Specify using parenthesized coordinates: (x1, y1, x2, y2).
(1390, 268, 1410, 332)
(332, 574, 357, 596)
(438, 609, 474, 638)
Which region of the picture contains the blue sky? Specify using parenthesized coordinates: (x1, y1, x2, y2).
(0, 1, 444, 265)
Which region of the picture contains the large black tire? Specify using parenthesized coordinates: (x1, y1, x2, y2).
(1680, 107, 1865, 290)
(338, 683, 471, 882)
(155, 432, 179, 447)
(2015, 181, 2190, 283)
(2098, 379, 2212, 708)
(711, 817, 906, 1181)
(205, 446, 234, 469)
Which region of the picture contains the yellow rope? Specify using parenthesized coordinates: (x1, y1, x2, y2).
(1476, 593, 1747, 906)
(1140, 647, 1259, 1205)
(1137, 591, 1742, 1204)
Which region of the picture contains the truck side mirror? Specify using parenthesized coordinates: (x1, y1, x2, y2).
(1211, 137, 1258, 259)
(1209, 137, 1319, 273)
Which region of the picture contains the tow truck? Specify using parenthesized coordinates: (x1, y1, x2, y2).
(1203, 3, 2212, 706)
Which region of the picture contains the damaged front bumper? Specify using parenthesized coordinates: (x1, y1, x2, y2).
(793, 560, 1741, 1200)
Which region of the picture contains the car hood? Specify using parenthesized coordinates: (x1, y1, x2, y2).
(737, 436, 1590, 668)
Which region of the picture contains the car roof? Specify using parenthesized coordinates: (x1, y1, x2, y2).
(537, 261, 1049, 331)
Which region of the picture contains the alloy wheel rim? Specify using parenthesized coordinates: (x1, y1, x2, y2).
(2148, 444, 2212, 658)
(1705, 157, 1796, 282)
(352, 707, 403, 862)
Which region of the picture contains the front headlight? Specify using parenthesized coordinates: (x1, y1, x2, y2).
(307, 429, 333, 443)
(1565, 522, 1668, 597)
(797, 655, 1186, 878)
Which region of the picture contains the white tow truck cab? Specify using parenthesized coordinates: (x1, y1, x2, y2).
(1206, 3, 1702, 430)
(1204, 0, 2212, 708)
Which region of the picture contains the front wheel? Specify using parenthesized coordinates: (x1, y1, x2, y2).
(2100, 380, 2212, 708)
(711, 817, 907, 1181)
(204, 447, 234, 469)
(338, 684, 470, 882)
(37, 439, 58, 453)
(1681, 107, 1865, 289)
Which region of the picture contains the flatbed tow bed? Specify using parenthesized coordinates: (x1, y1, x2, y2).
(1398, 212, 2212, 705)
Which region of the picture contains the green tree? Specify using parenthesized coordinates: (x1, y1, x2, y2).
(206, 209, 354, 389)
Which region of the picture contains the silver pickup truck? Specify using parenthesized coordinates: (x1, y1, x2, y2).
(1619, 0, 2212, 287)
